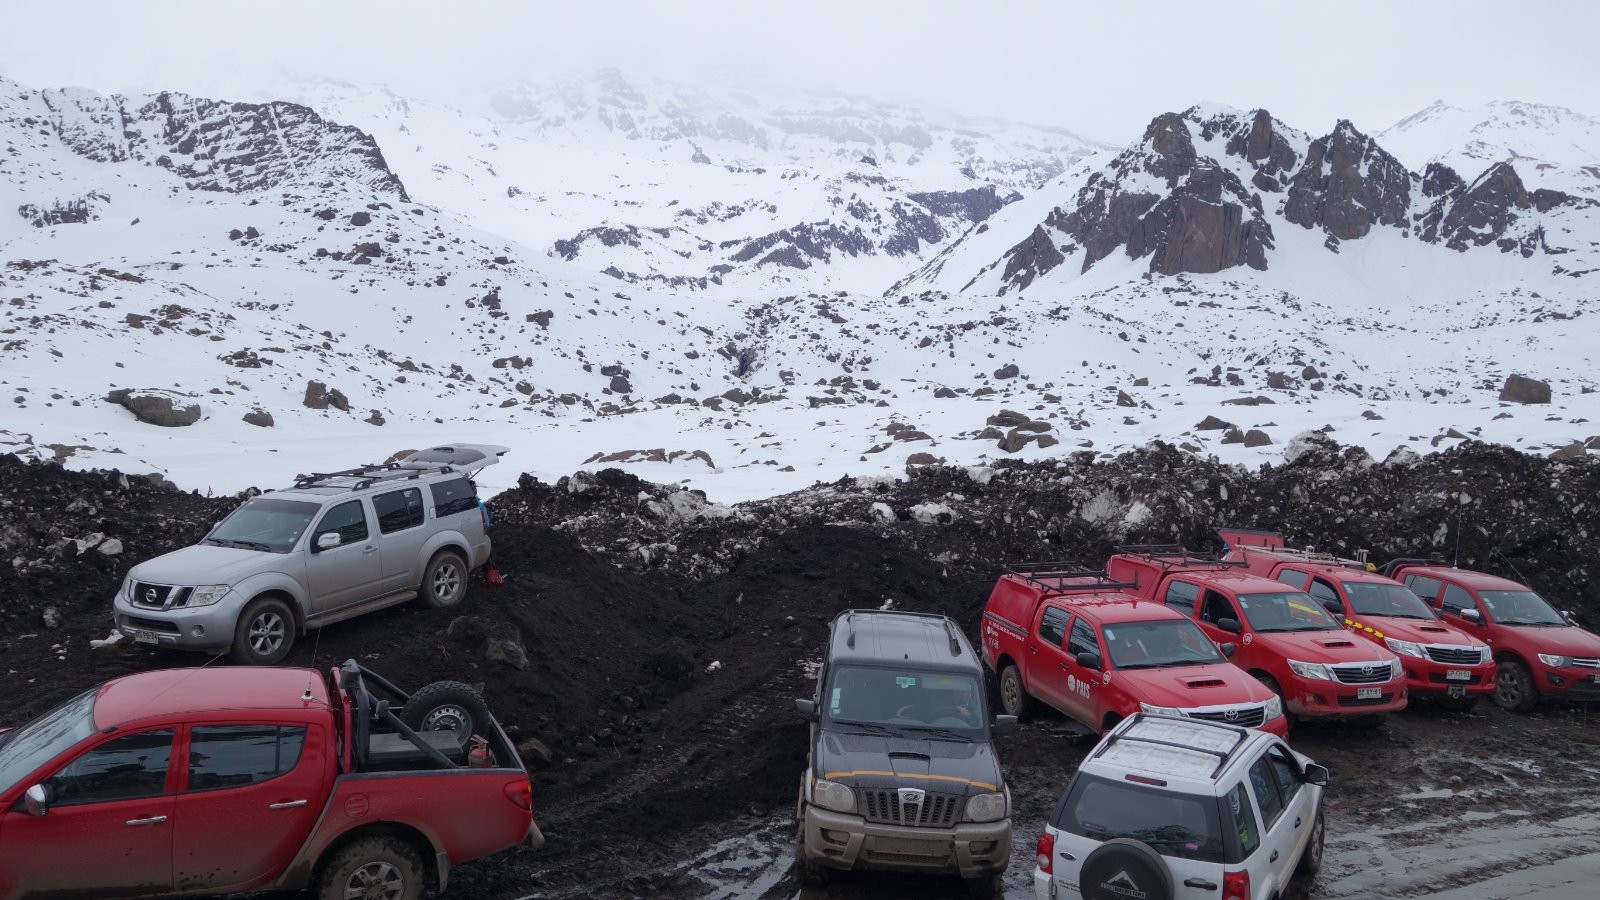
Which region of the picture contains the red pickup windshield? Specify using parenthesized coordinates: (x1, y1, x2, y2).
(0, 689, 96, 795)
(1341, 582, 1436, 619)
(1480, 590, 1567, 626)
(1236, 592, 1342, 632)
(1105, 620, 1225, 669)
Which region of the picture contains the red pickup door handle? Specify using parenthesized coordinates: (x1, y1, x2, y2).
(269, 800, 308, 809)
(125, 815, 168, 826)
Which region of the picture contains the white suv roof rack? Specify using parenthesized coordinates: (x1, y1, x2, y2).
(1090, 713, 1253, 781)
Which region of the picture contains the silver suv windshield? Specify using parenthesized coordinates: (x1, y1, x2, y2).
(204, 498, 320, 553)
(0, 689, 96, 795)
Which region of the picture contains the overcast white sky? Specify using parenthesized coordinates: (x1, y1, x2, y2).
(2, 0, 1595, 143)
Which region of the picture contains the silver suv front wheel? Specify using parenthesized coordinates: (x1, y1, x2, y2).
(231, 596, 295, 665)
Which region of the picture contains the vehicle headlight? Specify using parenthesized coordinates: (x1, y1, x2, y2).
(1384, 638, 1424, 659)
(186, 584, 233, 607)
(812, 779, 855, 814)
(1538, 653, 1573, 668)
(1263, 695, 1284, 720)
(1287, 659, 1332, 681)
(1139, 703, 1185, 717)
(1391, 659, 1403, 680)
(119, 576, 134, 601)
(966, 791, 1008, 823)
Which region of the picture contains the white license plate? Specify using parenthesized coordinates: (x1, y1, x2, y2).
(131, 630, 159, 645)
(1446, 669, 1471, 681)
(1356, 686, 1382, 700)
(1592, 674, 1600, 685)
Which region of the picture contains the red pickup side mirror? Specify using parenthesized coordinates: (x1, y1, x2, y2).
(1219, 642, 1237, 658)
(23, 784, 48, 817)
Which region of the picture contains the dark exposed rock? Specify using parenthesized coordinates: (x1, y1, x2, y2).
(993, 363, 1020, 380)
(1499, 374, 1551, 404)
(1196, 415, 1235, 431)
(998, 224, 1066, 291)
(303, 381, 350, 412)
(1284, 121, 1412, 241)
(1242, 429, 1273, 447)
(105, 388, 202, 427)
(242, 409, 274, 428)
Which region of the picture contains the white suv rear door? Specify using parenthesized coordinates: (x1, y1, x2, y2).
(1244, 742, 1315, 894)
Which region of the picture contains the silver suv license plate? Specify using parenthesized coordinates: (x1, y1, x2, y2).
(131, 629, 159, 644)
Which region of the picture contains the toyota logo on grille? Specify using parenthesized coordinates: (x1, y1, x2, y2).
(1361, 665, 1374, 676)
(1223, 708, 1239, 721)
(143, 588, 158, 604)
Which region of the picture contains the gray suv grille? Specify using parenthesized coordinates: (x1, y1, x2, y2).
(860, 789, 961, 827)
(132, 582, 174, 609)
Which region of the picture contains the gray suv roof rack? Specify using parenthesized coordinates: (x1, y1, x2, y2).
(293, 462, 458, 491)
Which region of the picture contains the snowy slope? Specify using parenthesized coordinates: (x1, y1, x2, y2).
(1379, 100, 1600, 198)
(2, 78, 1597, 506)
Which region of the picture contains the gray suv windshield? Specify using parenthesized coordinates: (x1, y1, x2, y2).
(205, 498, 320, 553)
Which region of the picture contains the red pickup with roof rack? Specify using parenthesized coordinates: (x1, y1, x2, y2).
(1220, 529, 1495, 710)
(1106, 546, 1407, 728)
(980, 563, 1288, 736)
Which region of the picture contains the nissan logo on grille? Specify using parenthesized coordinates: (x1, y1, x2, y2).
(143, 588, 158, 604)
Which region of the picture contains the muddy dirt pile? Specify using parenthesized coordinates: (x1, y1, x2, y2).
(1, 437, 1597, 898)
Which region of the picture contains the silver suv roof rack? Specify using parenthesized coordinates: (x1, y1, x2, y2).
(292, 462, 458, 491)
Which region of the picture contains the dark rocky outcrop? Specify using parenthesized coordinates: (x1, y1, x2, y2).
(104, 389, 201, 427)
(1499, 374, 1551, 404)
(303, 381, 350, 412)
(1284, 121, 1412, 242)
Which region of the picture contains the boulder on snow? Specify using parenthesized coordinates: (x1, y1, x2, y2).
(303, 381, 350, 411)
(105, 388, 202, 427)
(1499, 374, 1551, 404)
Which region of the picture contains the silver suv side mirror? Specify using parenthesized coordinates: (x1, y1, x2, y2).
(1302, 763, 1330, 786)
(23, 784, 48, 817)
(315, 532, 342, 551)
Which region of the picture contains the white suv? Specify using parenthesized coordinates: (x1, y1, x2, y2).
(1034, 714, 1327, 900)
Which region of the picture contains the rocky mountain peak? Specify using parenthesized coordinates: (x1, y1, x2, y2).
(1283, 119, 1412, 244)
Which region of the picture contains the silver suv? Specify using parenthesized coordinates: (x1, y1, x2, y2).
(112, 444, 506, 664)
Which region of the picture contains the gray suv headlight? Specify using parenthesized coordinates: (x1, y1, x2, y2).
(812, 779, 855, 814)
(187, 585, 233, 607)
(966, 791, 1007, 823)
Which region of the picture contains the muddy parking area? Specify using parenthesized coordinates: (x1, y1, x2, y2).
(1, 444, 1599, 899)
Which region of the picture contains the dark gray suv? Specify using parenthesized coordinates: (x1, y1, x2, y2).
(794, 609, 1016, 897)
(111, 444, 505, 664)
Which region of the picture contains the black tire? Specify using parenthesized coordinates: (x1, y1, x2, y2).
(1494, 658, 1538, 712)
(999, 665, 1035, 720)
(1078, 838, 1173, 900)
(401, 681, 491, 743)
(318, 835, 424, 900)
(230, 596, 295, 665)
(793, 822, 829, 887)
(965, 873, 1003, 898)
(420, 551, 468, 609)
(1296, 806, 1326, 877)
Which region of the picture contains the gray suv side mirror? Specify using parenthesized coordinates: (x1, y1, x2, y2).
(23, 784, 48, 817)
(315, 532, 342, 551)
(794, 698, 817, 720)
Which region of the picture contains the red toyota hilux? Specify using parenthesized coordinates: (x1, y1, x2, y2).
(1107, 546, 1408, 727)
(1221, 529, 1495, 710)
(980, 564, 1288, 737)
(1385, 560, 1600, 712)
(0, 660, 538, 900)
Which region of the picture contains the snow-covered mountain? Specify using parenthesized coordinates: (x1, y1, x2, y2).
(253, 70, 1108, 294)
(2, 74, 1596, 503)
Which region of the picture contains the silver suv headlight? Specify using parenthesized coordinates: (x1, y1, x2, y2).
(812, 779, 855, 814)
(186, 584, 233, 607)
(966, 791, 1008, 823)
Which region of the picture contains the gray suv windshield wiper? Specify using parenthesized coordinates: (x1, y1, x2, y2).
(831, 720, 904, 738)
(204, 537, 271, 551)
(899, 726, 973, 743)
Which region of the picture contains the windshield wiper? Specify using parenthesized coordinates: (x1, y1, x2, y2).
(831, 720, 904, 738)
(900, 726, 973, 743)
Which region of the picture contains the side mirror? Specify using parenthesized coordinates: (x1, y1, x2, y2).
(1219, 642, 1237, 658)
(1075, 651, 1103, 670)
(794, 699, 817, 720)
(315, 532, 342, 551)
(1217, 618, 1242, 634)
(1319, 597, 1343, 615)
(1459, 608, 1482, 624)
(23, 784, 48, 817)
(1564, 610, 1578, 624)
(1302, 763, 1330, 786)
(991, 714, 1018, 737)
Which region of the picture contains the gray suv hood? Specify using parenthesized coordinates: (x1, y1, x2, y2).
(815, 729, 1004, 794)
(131, 543, 294, 586)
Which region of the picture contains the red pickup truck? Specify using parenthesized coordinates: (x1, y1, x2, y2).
(1220, 529, 1495, 710)
(1106, 546, 1408, 726)
(1384, 560, 1600, 712)
(0, 660, 537, 900)
(979, 564, 1288, 737)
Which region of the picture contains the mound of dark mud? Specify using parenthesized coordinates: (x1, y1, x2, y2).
(1, 438, 1597, 898)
